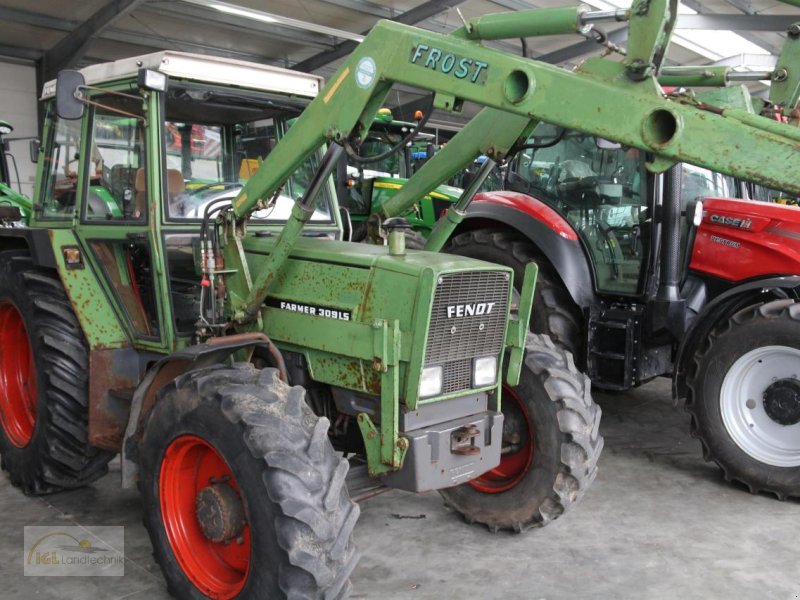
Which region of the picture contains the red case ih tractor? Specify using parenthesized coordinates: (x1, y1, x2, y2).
(445, 123, 800, 498)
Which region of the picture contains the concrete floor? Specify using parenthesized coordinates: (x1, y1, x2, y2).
(1, 378, 798, 600)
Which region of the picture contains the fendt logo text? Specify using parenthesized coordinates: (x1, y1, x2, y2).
(446, 302, 496, 318)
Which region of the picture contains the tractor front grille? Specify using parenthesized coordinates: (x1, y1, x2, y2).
(425, 270, 510, 395)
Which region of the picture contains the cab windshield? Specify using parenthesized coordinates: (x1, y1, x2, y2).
(163, 83, 332, 222)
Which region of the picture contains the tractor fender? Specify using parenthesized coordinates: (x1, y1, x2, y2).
(120, 333, 286, 488)
(454, 191, 595, 309)
(672, 275, 800, 401)
(0, 228, 57, 268)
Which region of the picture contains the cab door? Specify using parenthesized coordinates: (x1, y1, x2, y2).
(73, 87, 174, 352)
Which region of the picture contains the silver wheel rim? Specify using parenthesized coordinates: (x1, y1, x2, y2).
(720, 345, 800, 467)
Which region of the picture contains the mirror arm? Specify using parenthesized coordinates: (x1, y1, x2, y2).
(77, 96, 144, 121)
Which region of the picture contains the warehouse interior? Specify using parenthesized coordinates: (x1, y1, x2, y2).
(0, 0, 799, 598)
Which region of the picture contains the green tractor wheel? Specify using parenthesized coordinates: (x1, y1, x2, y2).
(439, 333, 602, 532)
(0, 251, 113, 494)
(140, 364, 359, 599)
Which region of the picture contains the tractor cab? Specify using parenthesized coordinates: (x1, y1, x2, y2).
(33, 52, 338, 348)
(505, 122, 738, 298)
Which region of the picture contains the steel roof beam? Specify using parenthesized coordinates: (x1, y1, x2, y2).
(684, 0, 781, 55)
(0, 44, 41, 62)
(292, 0, 469, 73)
(42, 0, 146, 79)
(712, 53, 778, 68)
(97, 29, 284, 65)
(677, 14, 799, 31)
(140, 3, 335, 50)
(0, 7, 75, 31)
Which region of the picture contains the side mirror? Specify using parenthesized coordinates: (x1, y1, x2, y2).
(596, 137, 622, 150)
(29, 139, 40, 163)
(56, 70, 86, 120)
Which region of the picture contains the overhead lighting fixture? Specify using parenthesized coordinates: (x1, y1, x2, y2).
(180, 0, 365, 43)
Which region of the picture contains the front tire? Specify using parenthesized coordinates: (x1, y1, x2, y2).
(0, 251, 113, 494)
(140, 364, 359, 599)
(686, 299, 800, 499)
(439, 334, 603, 532)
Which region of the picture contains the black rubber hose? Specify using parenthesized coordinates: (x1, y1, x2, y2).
(344, 96, 434, 165)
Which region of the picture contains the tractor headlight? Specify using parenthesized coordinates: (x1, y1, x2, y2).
(473, 356, 498, 388)
(420, 365, 443, 398)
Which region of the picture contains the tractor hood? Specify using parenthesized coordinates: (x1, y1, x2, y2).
(691, 197, 800, 282)
(240, 235, 514, 406)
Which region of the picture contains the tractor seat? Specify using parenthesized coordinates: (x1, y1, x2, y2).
(134, 168, 186, 218)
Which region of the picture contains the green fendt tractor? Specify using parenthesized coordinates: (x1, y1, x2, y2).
(2, 0, 799, 595)
(0, 48, 602, 599)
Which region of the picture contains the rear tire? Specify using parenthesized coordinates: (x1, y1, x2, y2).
(447, 229, 584, 365)
(686, 299, 800, 499)
(404, 229, 427, 250)
(0, 251, 113, 494)
(439, 334, 602, 532)
(140, 364, 359, 599)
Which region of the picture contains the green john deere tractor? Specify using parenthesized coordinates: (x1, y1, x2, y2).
(0, 120, 32, 222)
(0, 45, 602, 599)
(336, 108, 462, 242)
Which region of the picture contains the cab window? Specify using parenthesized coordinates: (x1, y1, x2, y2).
(681, 164, 735, 202)
(84, 94, 147, 222)
(510, 124, 646, 295)
(36, 113, 82, 220)
(161, 83, 333, 223)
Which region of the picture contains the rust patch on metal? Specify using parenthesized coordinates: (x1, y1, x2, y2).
(365, 366, 381, 395)
(89, 348, 140, 451)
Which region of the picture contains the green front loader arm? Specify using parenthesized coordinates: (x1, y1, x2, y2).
(227, 0, 800, 320)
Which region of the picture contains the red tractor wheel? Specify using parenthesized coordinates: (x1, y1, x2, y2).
(160, 435, 251, 599)
(0, 251, 112, 494)
(0, 302, 37, 447)
(468, 386, 534, 494)
(439, 333, 602, 532)
(140, 364, 359, 599)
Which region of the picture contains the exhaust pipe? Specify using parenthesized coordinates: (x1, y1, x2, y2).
(657, 164, 683, 303)
(652, 164, 687, 337)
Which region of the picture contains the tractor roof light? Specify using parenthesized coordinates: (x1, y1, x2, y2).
(138, 68, 168, 92)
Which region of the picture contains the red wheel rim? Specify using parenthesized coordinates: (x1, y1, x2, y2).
(0, 302, 37, 448)
(469, 386, 533, 493)
(160, 434, 251, 599)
